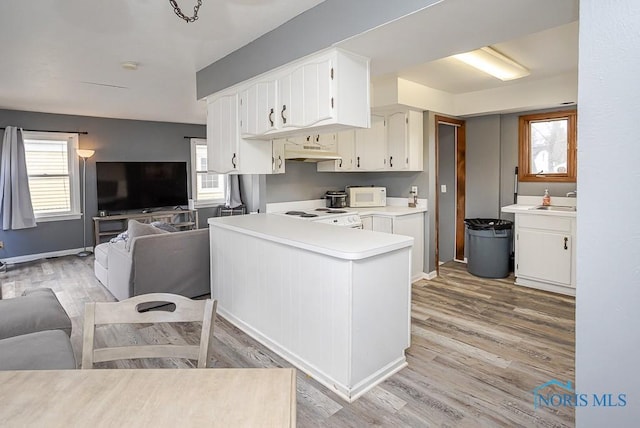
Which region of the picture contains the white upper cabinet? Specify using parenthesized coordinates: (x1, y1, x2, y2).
(207, 93, 239, 174)
(317, 109, 423, 173)
(207, 94, 274, 175)
(241, 48, 369, 138)
(239, 79, 277, 137)
(386, 110, 423, 171)
(355, 114, 386, 170)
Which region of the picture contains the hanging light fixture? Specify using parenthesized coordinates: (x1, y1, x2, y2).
(169, 0, 203, 23)
(453, 46, 530, 81)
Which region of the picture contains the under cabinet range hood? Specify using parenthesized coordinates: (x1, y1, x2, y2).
(284, 138, 341, 162)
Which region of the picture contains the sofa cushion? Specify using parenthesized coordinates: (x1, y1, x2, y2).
(0, 288, 72, 340)
(125, 220, 168, 250)
(94, 242, 110, 268)
(0, 330, 76, 370)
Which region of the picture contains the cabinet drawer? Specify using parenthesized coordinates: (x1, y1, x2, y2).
(518, 214, 571, 232)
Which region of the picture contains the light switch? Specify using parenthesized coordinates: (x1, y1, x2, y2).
(441, 185, 447, 193)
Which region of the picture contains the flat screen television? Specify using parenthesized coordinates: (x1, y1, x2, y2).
(96, 161, 188, 212)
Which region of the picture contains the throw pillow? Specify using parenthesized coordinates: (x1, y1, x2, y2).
(150, 221, 178, 233)
(125, 220, 168, 250)
(109, 230, 129, 243)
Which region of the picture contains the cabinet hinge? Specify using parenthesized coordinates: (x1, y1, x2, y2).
(240, 98, 243, 106)
(331, 97, 334, 109)
(406, 117, 409, 124)
(330, 68, 334, 80)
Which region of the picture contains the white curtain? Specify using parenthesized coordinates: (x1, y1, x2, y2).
(0, 126, 37, 230)
(225, 174, 243, 208)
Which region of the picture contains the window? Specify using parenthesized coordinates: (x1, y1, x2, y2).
(23, 131, 81, 221)
(518, 110, 577, 182)
(190, 139, 225, 206)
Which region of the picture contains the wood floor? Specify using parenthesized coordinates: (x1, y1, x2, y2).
(0, 256, 575, 427)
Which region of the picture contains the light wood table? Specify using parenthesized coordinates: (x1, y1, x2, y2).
(0, 368, 296, 427)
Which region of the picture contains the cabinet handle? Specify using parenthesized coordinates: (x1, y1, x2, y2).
(268, 108, 274, 127)
(389, 156, 393, 167)
(231, 153, 237, 168)
(278, 156, 283, 169)
(316, 135, 320, 143)
(357, 156, 360, 168)
(281, 105, 287, 124)
(338, 159, 343, 168)
(564, 237, 568, 250)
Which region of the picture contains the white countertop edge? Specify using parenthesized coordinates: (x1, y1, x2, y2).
(265, 198, 427, 216)
(501, 204, 577, 218)
(209, 215, 413, 260)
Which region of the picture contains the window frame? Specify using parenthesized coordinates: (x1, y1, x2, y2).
(518, 109, 577, 182)
(190, 138, 226, 208)
(22, 131, 81, 222)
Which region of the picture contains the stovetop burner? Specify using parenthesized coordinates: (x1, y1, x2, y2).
(300, 213, 319, 218)
(285, 211, 306, 216)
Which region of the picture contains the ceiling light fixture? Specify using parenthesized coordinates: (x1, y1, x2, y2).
(453, 47, 530, 81)
(121, 61, 139, 71)
(169, 0, 203, 23)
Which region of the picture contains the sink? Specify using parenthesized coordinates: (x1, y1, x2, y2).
(532, 205, 576, 212)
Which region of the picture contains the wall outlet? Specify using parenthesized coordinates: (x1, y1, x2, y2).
(411, 185, 418, 194)
(441, 185, 447, 193)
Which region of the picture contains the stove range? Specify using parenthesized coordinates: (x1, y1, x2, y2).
(276, 208, 362, 228)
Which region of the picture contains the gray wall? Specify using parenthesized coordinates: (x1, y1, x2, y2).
(463, 107, 578, 224)
(466, 115, 501, 218)
(0, 109, 208, 259)
(265, 163, 422, 203)
(437, 124, 456, 263)
(196, 0, 440, 98)
(577, 1, 640, 426)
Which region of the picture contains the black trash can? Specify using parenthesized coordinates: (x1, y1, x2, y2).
(464, 218, 513, 278)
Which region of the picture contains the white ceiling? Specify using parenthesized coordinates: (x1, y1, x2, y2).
(396, 22, 578, 94)
(0, 0, 325, 125)
(0, 0, 578, 125)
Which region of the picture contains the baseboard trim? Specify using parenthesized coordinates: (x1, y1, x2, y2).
(0, 247, 91, 265)
(419, 270, 437, 280)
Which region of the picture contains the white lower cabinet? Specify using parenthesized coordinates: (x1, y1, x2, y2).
(360, 213, 424, 279)
(515, 214, 576, 295)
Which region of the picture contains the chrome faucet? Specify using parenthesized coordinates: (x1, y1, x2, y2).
(566, 190, 577, 197)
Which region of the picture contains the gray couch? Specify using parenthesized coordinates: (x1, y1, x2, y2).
(0, 288, 76, 370)
(94, 223, 210, 301)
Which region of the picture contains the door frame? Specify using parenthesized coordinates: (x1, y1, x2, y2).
(434, 115, 466, 275)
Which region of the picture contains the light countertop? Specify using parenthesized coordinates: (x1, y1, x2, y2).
(502, 195, 577, 218)
(208, 214, 413, 260)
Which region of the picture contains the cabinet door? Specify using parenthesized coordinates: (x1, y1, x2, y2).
(517, 229, 572, 285)
(372, 216, 393, 234)
(355, 114, 386, 170)
(336, 130, 356, 171)
(278, 58, 333, 129)
(240, 80, 277, 137)
(361, 215, 373, 230)
(207, 94, 239, 174)
(386, 111, 409, 170)
(271, 139, 286, 174)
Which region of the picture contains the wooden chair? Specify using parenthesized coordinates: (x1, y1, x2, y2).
(82, 293, 217, 369)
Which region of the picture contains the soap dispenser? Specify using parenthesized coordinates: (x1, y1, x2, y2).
(542, 189, 551, 206)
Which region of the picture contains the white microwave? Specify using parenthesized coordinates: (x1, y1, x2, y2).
(347, 187, 387, 207)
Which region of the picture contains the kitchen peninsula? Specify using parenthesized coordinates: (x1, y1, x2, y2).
(208, 214, 413, 402)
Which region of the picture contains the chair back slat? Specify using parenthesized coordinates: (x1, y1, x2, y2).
(82, 293, 216, 369)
